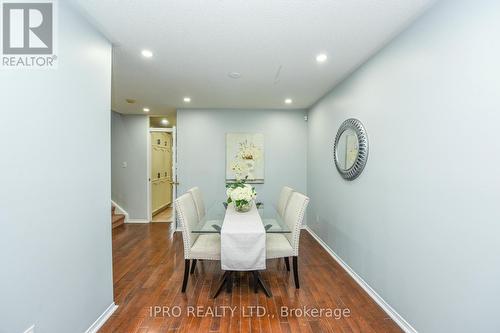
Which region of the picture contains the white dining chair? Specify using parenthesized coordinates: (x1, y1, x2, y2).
(174, 192, 220, 292)
(266, 191, 309, 288)
(188, 186, 206, 220)
(277, 186, 294, 217)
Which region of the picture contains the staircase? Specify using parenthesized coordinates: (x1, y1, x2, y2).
(112, 205, 125, 229)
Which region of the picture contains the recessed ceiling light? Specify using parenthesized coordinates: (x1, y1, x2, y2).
(316, 53, 327, 63)
(161, 119, 169, 125)
(141, 49, 153, 58)
(143, 107, 150, 112)
(183, 97, 191, 103)
(285, 98, 293, 104)
(228, 72, 242, 79)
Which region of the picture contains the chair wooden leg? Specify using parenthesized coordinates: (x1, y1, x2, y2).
(292, 256, 299, 289)
(190, 259, 197, 274)
(284, 257, 290, 271)
(182, 259, 190, 292)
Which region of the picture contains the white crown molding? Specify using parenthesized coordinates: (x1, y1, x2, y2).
(304, 226, 418, 333)
(85, 302, 118, 333)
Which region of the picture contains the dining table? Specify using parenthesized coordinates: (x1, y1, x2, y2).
(192, 200, 290, 298)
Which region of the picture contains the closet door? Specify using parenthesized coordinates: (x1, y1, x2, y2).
(151, 131, 174, 215)
(165, 133, 173, 205)
(159, 133, 168, 208)
(151, 133, 163, 213)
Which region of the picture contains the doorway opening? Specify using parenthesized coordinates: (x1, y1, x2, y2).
(148, 116, 177, 226)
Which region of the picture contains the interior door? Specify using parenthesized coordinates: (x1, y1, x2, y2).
(165, 133, 173, 205)
(151, 132, 162, 214)
(170, 128, 178, 229)
(150, 131, 174, 218)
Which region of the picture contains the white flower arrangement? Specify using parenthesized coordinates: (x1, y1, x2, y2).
(226, 180, 257, 212)
(228, 184, 256, 202)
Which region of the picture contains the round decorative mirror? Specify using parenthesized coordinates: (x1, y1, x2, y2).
(333, 118, 368, 180)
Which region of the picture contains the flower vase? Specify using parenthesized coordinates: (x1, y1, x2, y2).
(235, 201, 252, 213)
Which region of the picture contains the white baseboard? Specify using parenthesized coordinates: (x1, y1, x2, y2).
(85, 302, 118, 333)
(127, 219, 150, 223)
(304, 226, 418, 333)
(111, 200, 129, 223)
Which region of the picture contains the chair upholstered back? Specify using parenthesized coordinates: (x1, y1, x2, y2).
(188, 187, 206, 220)
(174, 193, 200, 259)
(283, 192, 309, 256)
(277, 186, 294, 217)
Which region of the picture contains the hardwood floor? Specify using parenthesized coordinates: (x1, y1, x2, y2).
(152, 207, 173, 223)
(100, 223, 402, 333)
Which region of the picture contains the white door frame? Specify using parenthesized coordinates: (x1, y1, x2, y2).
(147, 127, 177, 227)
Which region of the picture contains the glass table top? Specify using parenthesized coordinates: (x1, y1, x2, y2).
(192, 201, 290, 234)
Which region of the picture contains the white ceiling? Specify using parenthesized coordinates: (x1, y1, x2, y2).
(69, 0, 435, 115)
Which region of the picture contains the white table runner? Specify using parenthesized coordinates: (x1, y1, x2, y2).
(221, 202, 266, 271)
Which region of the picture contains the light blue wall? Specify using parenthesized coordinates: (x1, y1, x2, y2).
(0, 3, 113, 333)
(177, 109, 307, 209)
(111, 112, 149, 220)
(307, 0, 500, 332)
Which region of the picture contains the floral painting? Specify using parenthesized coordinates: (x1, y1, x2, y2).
(226, 133, 264, 183)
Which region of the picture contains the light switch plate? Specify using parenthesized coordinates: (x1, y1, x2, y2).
(121, 161, 127, 168)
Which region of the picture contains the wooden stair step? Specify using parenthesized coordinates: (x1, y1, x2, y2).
(112, 214, 125, 229)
